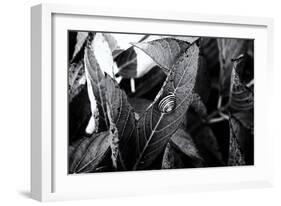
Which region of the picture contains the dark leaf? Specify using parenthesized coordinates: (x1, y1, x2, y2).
(228, 117, 247, 166)
(68, 61, 85, 102)
(69, 85, 91, 143)
(115, 47, 137, 78)
(162, 143, 184, 169)
(85, 33, 137, 169)
(69, 131, 112, 174)
(190, 93, 207, 117)
(185, 101, 224, 166)
(227, 57, 254, 165)
(133, 43, 199, 170)
(103, 76, 137, 169)
(125, 66, 167, 99)
(170, 128, 204, 167)
(217, 39, 249, 99)
(232, 111, 253, 134)
(194, 38, 220, 104)
(128, 98, 152, 115)
(192, 126, 224, 166)
(230, 59, 254, 112)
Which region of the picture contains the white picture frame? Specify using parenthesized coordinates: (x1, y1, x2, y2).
(31, 3, 274, 202)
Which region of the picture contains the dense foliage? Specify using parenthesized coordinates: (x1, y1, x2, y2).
(68, 31, 254, 173)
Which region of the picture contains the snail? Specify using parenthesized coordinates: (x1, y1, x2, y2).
(158, 92, 176, 114)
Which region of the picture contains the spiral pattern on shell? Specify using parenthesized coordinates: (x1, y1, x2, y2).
(158, 93, 176, 113)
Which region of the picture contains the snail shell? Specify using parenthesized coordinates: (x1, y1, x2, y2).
(158, 93, 176, 113)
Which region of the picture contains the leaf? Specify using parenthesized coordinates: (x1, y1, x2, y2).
(68, 61, 86, 102)
(194, 38, 219, 104)
(133, 43, 200, 170)
(109, 33, 146, 51)
(230, 72, 254, 111)
(68, 138, 85, 166)
(115, 35, 198, 78)
(134, 47, 157, 77)
(132, 38, 199, 74)
(170, 128, 204, 167)
(85, 62, 99, 134)
(128, 98, 152, 115)
(185, 100, 224, 166)
(92, 33, 119, 78)
(84, 33, 118, 131)
(170, 36, 199, 43)
(228, 117, 246, 166)
(115, 47, 137, 78)
(230, 113, 254, 164)
(217, 39, 249, 98)
(68, 85, 91, 143)
(72, 32, 88, 61)
(141, 35, 199, 44)
(232, 111, 253, 134)
(103, 76, 137, 169)
(106, 102, 119, 169)
(85, 34, 137, 169)
(230, 59, 254, 112)
(69, 131, 112, 173)
(227, 56, 254, 165)
(115, 47, 157, 78)
(162, 143, 183, 169)
(190, 93, 207, 117)
(85, 43, 108, 131)
(192, 126, 224, 166)
(232, 53, 254, 85)
(103, 33, 120, 53)
(162, 143, 174, 169)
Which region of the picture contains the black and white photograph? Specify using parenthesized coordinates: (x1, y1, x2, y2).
(68, 31, 254, 174)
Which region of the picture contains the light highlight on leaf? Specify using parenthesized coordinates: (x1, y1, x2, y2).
(72, 32, 88, 61)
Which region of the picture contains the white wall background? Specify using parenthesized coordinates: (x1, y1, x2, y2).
(0, 0, 280, 205)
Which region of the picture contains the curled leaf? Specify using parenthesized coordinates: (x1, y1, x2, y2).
(217, 39, 249, 98)
(230, 58, 254, 112)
